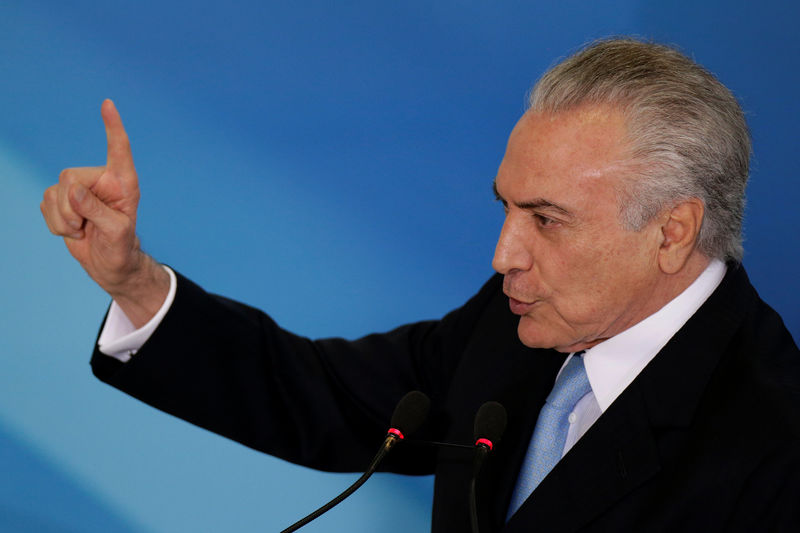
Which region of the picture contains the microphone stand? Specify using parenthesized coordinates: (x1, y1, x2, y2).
(469, 401, 507, 533)
(279, 432, 401, 533)
(469, 442, 491, 533)
(279, 390, 430, 532)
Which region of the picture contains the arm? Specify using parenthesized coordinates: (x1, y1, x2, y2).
(90, 270, 504, 474)
(41, 100, 502, 475)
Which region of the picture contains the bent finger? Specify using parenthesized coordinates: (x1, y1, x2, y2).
(41, 185, 84, 238)
(57, 167, 102, 230)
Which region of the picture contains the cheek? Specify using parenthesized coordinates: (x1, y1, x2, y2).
(588, 236, 658, 306)
(547, 245, 611, 296)
(547, 243, 642, 316)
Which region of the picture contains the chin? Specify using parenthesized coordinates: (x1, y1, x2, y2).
(517, 319, 564, 351)
(516, 317, 589, 353)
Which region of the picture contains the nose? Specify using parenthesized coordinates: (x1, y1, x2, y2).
(492, 215, 533, 275)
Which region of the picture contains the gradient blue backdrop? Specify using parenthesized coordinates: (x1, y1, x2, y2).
(2, 1, 798, 531)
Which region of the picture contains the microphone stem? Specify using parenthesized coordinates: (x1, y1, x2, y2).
(279, 435, 399, 533)
(469, 475, 480, 533)
(469, 445, 490, 533)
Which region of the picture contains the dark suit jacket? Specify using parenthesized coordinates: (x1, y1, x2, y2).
(91, 263, 800, 532)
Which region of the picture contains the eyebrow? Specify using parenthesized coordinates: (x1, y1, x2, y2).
(492, 180, 573, 217)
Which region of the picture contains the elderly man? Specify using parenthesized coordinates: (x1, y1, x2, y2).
(42, 38, 799, 531)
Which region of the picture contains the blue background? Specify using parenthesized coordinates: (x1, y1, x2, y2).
(1, 1, 798, 531)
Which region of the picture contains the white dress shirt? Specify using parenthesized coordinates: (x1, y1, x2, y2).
(97, 265, 177, 363)
(560, 259, 726, 455)
(97, 260, 727, 458)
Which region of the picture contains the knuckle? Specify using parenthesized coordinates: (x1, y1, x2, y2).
(58, 168, 73, 184)
(42, 213, 63, 235)
(41, 201, 58, 227)
(43, 185, 58, 204)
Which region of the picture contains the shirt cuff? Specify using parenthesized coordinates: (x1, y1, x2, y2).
(97, 265, 177, 363)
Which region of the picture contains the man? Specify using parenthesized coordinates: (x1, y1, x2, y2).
(41, 38, 799, 531)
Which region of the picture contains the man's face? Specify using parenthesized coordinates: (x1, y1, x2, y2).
(492, 106, 664, 352)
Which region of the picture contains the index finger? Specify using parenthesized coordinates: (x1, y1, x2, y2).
(101, 99, 135, 175)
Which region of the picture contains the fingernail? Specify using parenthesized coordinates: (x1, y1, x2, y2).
(67, 218, 82, 229)
(73, 184, 87, 203)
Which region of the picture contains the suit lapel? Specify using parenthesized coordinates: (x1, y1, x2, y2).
(500, 264, 753, 532)
(504, 378, 661, 532)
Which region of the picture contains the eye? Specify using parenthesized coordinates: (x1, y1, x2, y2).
(534, 214, 559, 228)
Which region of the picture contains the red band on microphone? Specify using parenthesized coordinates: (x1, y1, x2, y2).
(475, 438, 493, 450)
(388, 428, 405, 440)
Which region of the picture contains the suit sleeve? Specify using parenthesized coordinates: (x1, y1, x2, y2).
(90, 271, 504, 474)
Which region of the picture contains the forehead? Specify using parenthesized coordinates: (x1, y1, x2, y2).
(495, 106, 632, 209)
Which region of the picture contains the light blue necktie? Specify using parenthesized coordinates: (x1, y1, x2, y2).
(507, 353, 592, 518)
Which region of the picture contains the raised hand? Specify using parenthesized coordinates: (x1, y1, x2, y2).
(41, 100, 169, 327)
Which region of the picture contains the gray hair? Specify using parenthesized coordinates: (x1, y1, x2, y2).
(528, 38, 750, 262)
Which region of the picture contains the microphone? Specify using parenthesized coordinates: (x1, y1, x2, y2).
(469, 401, 507, 533)
(388, 390, 431, 442)
(280, 391, 430, 533)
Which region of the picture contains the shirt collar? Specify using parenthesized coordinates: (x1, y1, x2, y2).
(581, 259, 727, 412)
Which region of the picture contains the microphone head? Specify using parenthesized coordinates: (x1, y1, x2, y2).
(473, 401, 508, 447)
(389, 391, 431, 438)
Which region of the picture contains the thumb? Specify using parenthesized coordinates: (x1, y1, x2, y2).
(69, 182, 126, 232)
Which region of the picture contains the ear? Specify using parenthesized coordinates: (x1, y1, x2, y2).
(657, 198, 704, 274)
